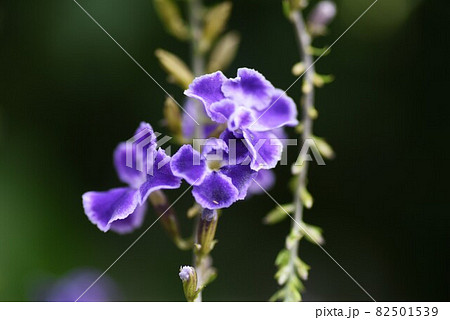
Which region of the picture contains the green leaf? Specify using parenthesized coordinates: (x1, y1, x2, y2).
(291, 62, 305, 76)
(300, 222, 325, 245)
(263, 203, 294, 225)
(285, 228, 302, 250)
(313, 136, 335, 160)
(275, 249, 290, 267)
(269, 289, 285, 302)
(284, 284, 301, 302)
(295, 257, 310, 280)
(299, 187, 314, 209)
(288, 274, 303, 290)
(155, 49, 194, 89)
(308, 46, 331, 57)
(275, 265, 290, 285)
(282, 1, 291, 19)
(207, 32, 240, 73)
(200, 2, 233, 52)
(313, 73, 335, 87)
(153, 0, 189, 41)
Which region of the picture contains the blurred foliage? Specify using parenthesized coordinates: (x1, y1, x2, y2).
(0, 0, 448, 301)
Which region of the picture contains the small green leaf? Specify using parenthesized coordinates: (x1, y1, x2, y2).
(285, 228, 302, 250)
(282, 1, 291, 19)
(308, 106, 319, 119)
(288, 274, 303, 290)
(295, 257, 310, 280)
(313, 136, 335, 160)
(275, 249, 290, 267)
(187, 203, 201, 219)
(300, 222, 325, 245)
(313, 73, 335, 87)
(207, 31, 240, 73)
(153, 0, 189, 41)
(308, 46, 331, 57)
(292, 62, 305, 76)
(155, 49, 194, 89)
(263, 203, 294, 225)
(269, 289, 285, 302)
(275, 265, 290, 285)
(299, 187, 314, 209)
(200, 2, 233, 52)
(284, 284, 301, 302)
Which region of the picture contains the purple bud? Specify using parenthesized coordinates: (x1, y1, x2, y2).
(201, 208, 217, 222)
(196, 208, 218, 257)
(179, 266, 195, 282)
(179, 266, 198, 302)
(308, 1, 337, 35)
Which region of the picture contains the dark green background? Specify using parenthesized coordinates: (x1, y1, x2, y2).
(0, 0, 448, 301)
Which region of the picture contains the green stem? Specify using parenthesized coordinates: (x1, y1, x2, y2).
(287, 8, 315, 300)
(189, 0, 205, 139)
(149, 191, 193, 250)
(188, 0, 212, 302)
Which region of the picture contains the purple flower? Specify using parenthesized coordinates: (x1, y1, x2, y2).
(82, 122, 181, 234)
(38, 268, 120, 302)
(170, 138, 257, 209)
(184, 68, 298, 170)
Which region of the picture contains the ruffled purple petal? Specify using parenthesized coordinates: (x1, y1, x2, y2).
(109, 201, 148, 234)
(243, 130, 283, 170)
(250, 89, 299, 131)
(220, 129, 251, 165)
(114, 143, 146, 188)
(247, 169, 275, 196)
(133, 122, 157, 144)
(271, 127, 288, 140)
(228, 107, 256, 131)
(221, 68, 274, 111)
(184, 71, 227, 111)
(82, 187, 139, 232)
(208, 99, 236, 123)
(192, 171, 239, 209)
(201, 138, 229, 157)
(114, 122, 157, 187)
(220, 164, 257, 200)
(139, 148, 182, 203)
(170, 144, 207, 186)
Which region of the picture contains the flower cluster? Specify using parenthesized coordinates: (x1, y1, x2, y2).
(82, 123, 181, 233)
(82, 68, 297, 233)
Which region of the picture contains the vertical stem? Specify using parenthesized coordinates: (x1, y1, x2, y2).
(149, 191, 192, 250)
(189, 0, 204, 76)
(193, 215, 204, 302)
(288, 9, 315, 293)
(188, 0, 208, 302)
(189, 0, 205, 139)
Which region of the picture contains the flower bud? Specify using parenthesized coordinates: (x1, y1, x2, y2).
(307, 1, 337, 36)
(196, 208, 218, 257)
(179, 266, 198, 302)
